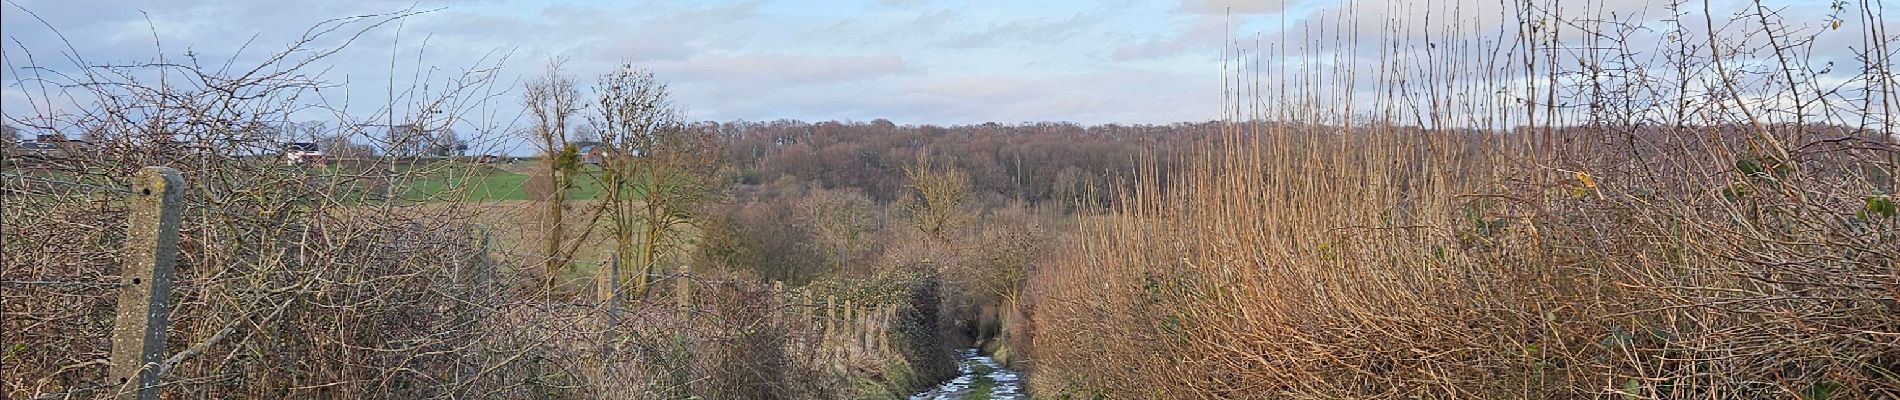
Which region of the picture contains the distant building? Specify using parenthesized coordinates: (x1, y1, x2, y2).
(6, 135, 94, 166)
(285, 142, 324, 166)
(572, 141, 605, 164)
(13, 141, 60, 152)
(561, 141, 642, 165)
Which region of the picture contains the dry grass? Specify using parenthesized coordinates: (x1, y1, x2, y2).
(0, 11, 932, 398)
(1024, 0, 1897, 398)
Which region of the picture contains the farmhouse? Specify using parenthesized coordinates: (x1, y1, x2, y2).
(284, 142, 324, 166)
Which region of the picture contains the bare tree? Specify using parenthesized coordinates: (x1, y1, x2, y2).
(382, 123, 434, 157)
(899, 151, 972, 241)
(1, 124, 20, 145)
(572, 123, 602, 144)
(795, 187, 877, 275)
(590, 63, 724, 296)
(2, 8, 934, 400)
(306, 122, 378, 159)
(0, 8, 577, 398)
(425, 129, 468, 157)
(522, 60, 584, 294)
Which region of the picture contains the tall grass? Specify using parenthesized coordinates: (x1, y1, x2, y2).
(1025, 0, 1896, 397)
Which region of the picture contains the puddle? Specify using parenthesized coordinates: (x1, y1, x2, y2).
(908, 348, 1025, 400)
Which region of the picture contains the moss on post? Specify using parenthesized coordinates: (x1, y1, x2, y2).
(110, 166, 184, 400)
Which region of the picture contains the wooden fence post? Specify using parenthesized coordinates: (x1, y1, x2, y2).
(111, 167, 184, 400)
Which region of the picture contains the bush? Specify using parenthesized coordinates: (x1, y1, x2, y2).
(1024, 0, 1899, 397)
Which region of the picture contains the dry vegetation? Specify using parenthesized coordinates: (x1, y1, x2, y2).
(1023, 0, 1897, 398)
(0, 11, 951, 399)
(3, 0, 1894, 398)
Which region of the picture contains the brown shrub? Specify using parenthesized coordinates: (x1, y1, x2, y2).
(1025, 0, 1899, 397)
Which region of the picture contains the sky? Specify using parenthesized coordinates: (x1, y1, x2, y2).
(1, 0, 1886, 139)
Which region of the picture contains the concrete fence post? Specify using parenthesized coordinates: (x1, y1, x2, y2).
(596, 254, 614, 304)
(842, 301, 856, 357)
(877, 306, 892, 355)
(824, 295, 836, 333)
(842, 300, 855, 355)
(769, 281, 786, 340)
(454, 225, 494, 388)
(111, 167, 184, 400)
(794, 288, 811, 358)
(674, 264, 691, 319)
(823, 295, 837, 358)
(798, 288, 813, 324)
(595, 252, 620, 395)
(602, 253, 620, 343)
(855, 305, 870, 355)
(771, 281, 784, 311)
(468, 225, 495, 294)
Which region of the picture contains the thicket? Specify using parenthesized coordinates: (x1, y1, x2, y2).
(1024, 0, 1897, 398)
(714, 118, 1213, 207)
(0, 11, 963, 399)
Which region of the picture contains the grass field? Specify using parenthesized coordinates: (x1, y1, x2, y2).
(399, 162, 606, 202)
(451, 197, 703, 301)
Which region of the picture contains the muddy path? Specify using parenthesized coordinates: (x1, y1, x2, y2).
(909, 348, 1025, 400)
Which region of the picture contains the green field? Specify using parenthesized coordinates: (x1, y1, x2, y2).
(400, 163, 606, 202)
(2, 160, 609, 203)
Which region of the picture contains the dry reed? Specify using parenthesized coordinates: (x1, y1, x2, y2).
(1026, 0, 1897, 398)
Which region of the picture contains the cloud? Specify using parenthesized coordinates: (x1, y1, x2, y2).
(1111, 14, 1226, 61)
(11, 0, 1865, 143)
(938, 12, 1095, 49)
(667, 53, 918, 86)
(5, 0, 1223, 132)
(1179, 0, 1303, 15)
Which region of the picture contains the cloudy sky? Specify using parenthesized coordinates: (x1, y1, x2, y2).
(1, 0, 1882, 134)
